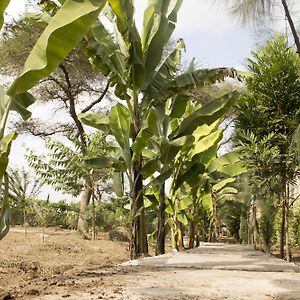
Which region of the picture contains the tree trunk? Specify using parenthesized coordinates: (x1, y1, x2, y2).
(92, 190, 96, 241)
(280, 199, 285, 259)
(156, 183, 166, 255)
(208, 193, 218, 242)
(251, 198, 259, 249)
(188, 221, 195, 249)
(285, 185, 291, 261)
(178, 221, 184, 250)
(130, 156, 148, 259)
(77, 179, 93, 237)
(281, 0, 300, 54)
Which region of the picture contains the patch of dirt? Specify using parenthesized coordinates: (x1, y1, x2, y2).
(0, 226, 131, 299)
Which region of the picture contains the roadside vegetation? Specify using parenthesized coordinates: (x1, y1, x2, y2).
(0, 0, 300, 266)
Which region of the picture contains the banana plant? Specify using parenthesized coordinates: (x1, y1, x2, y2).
(79, 0, 246, 258)
(1, 0, 108, 240)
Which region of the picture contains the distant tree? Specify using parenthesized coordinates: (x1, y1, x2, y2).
(4, 168, 43, 237)
(28, 131, 113, 237)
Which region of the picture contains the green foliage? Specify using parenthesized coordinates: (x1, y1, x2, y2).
(85, 197, 130, 231)
(236, 35, 300, 193)
(8, 0, 107, 96)
(28, 132, 112, 196)
(258, 197, 277, 251)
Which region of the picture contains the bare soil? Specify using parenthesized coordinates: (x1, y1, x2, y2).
(1, 228, 300, 300)
(0, 226, 131, 299)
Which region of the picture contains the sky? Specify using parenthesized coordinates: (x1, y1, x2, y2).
(2, 0, 299, 201)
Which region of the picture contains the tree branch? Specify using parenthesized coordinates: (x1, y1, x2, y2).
(59, 63, 87, 149)
(81, 81, 110, 113)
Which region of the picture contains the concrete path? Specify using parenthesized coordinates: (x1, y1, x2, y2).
(40, 243, 300, 300)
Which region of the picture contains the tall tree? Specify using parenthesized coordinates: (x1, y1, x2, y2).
(235, 35, 300, 260)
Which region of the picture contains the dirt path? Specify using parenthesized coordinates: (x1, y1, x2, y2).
(36, 243, 300, 300)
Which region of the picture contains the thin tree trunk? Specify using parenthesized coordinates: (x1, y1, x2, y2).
(178, 221, 184, 250)
(188, 195, 197, 249)
(280, 198, 285, 259)
(92, 188, 96, 242)
(285, 185, 291, 261)
(208, 193, 218, 242)
(251, 198, 259, 249)
(156, 183, 166, 255)
(130, 156, 148, 259)
(77, 179, 93, 237)
(281, 0, 300, 54)
(188, 222, 195, 249)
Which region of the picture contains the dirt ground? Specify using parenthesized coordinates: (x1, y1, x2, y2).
(0, 226, 132, 299)
(1, 227, 300, 300)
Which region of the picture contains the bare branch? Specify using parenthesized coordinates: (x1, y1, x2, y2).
(81, 81, 110, 113)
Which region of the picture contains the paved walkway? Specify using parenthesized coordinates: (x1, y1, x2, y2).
(40, 243, 300, 300)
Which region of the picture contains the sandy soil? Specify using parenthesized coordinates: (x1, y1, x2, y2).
(1, 228, 300, 299)
(0, 226, 131, 299)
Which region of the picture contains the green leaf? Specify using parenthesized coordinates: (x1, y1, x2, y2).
(142, 159, 160, 179)
(108, 0, 145, 88)
(212, 178, 236, 193)
(0, 173, 10, 241)
(132, 128, 153, 160)
(160, 135, 194, 165)
(109, 104, 131, 168)
(1, 87, 35, 138)
(8, 0, 107, 96)
(141, 40, 185, 107)
(220, 187, 238, 195)
(109, 104, 130, 150)
(87, 20, 126, 84)
(220, 161, 247, 177)
(169, 93, 190, 118)
(79, 112, 110, 132)
(177, 212, 188, 225)
(178, 197, 193, 210)
(147, 107, 162, 137)
(0, 0, 10, 30)
(0, 132, 17, 182)
(85, 157, 114, 168)
(202, 193, 213, 215)
(25, 12, 51, 28)
(193, 120, 220, 141)
(113, 172, 123, 197)
(142, 0, 183, 83)
(173, 163, 205, 192)
(190, 129, 223, 158)
(147, 168, 173, 187)
(10, 92, 35, 121)
(208, 151, 241, 173)
(170, 91, 238, 139)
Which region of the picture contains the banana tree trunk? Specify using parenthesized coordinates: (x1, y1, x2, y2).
(188, 196, 197, 248)
(188, 221, 195, 249)
(77, 179, 93, 237)
(130, 156, 148, 259)
(208, 193, 218, 242)
(156, 183, 166, 255)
